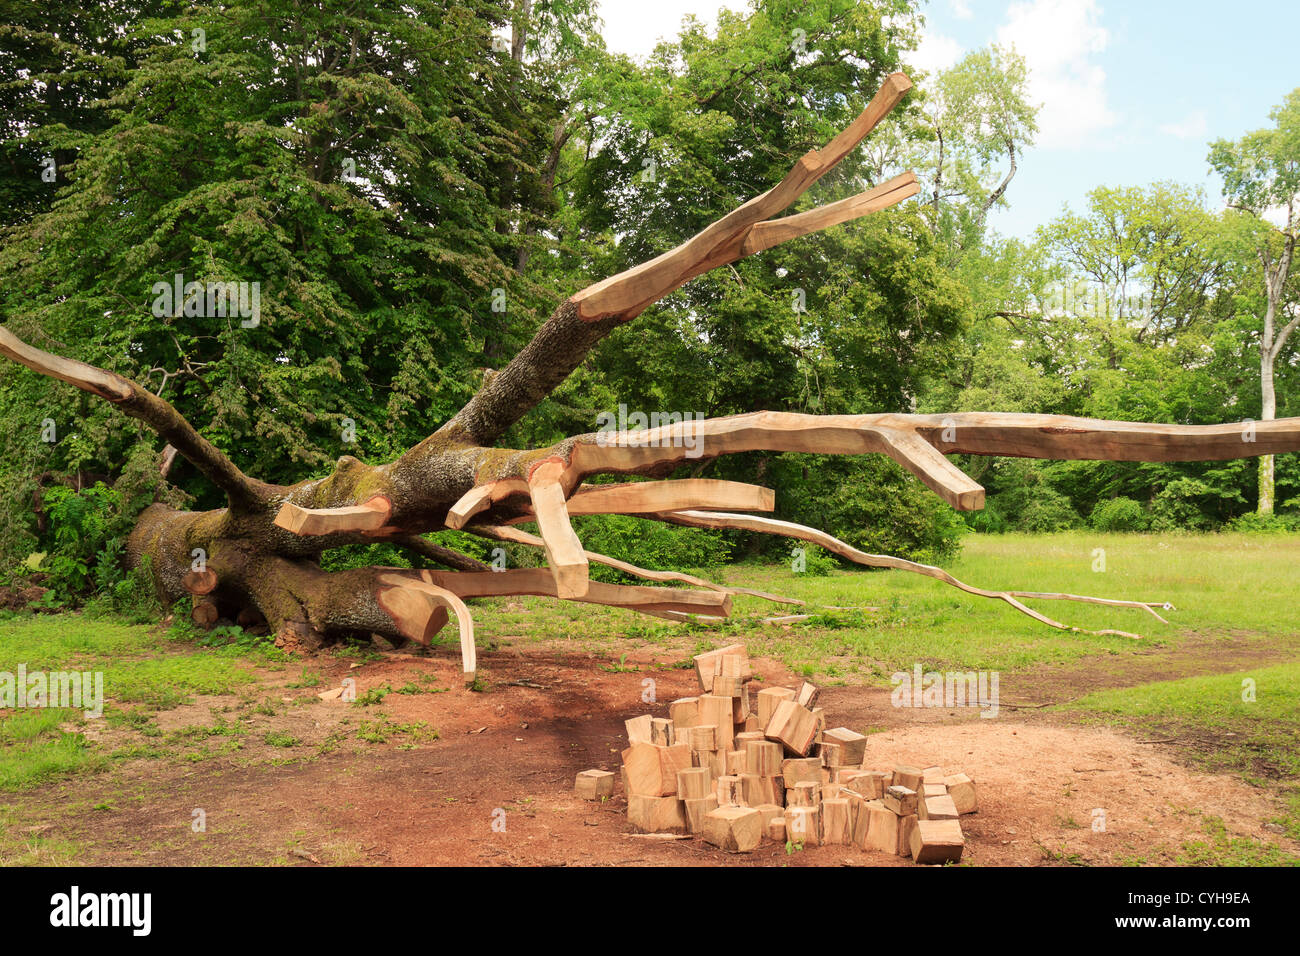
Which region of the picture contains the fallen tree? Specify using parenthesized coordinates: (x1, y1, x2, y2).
(4, 73, 1298, 684)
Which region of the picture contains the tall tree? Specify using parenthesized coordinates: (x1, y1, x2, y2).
(1209, 88, 1300, 514)
(903, 44, 1037, 254)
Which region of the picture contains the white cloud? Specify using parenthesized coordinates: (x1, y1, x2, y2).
(1158, 110, 1208, 141)
(910, 31, 964, 75)
(597, 0, 746, 60)
(996, 0, 1116, 149)
(951, 0, 975, 19)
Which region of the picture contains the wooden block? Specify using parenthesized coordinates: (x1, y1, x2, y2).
(822, 781, 844, 799)
(895, 813, 918, 857)
(796, 681, 820, 709)
(745, 740, 783, 776)
(842, 789, 866, 834)
(719, 653, 748, 680)
(788, 780, 821, 807)
(683, 794, 719, 833)
(766, 816, 787, 843)
(883, 785, 918, 816)
(625, 714, 653, 744)
(676, 766, 713, 799)
(923, 782, 948, 799)
(622, 742, 693, 796)
(627, 794, 687, 833)
(911, 818, 964, 864)
(811, 707, 826, 744)
(713, 674, 745, 698)
(946, 773, 978, 815)
(756, 687, 796, 726)
(650, 717, 674, 746)
(765, 700, 817, 756)
(850, 794, 872, 847)
(862, 804, 898, 853)
(784, 806, 821, 846)
(893, 765, 923, 792)
(694, 644, 749, 692)
(694, 748, 725, 778)
(835, 768, 864, 784)
(882, 770, 894, 788)
(821, 797, 852, 845)
(699, 695, 736, 751)
(701, 806, 763, 853)
(726, 749, 747, 775)
(731, 685, 751, 724)
(575, 769, 615, 800)
(743, 714, 762, 733)
(819, 741, 845, 768)
(669, 697, 700, 729)
(688, 724, 717, 752)
(922, 765, 945, 785)
(781, 757, 822, 786)
(754, 803, 785, 827)
(850, 771, 886, 799)
(823, 727, 867, 765)
(735, 730, 766, 750)
(921, 794, 960, 821)
(716, 774, 744, 807)
(740, 773, 783, 807)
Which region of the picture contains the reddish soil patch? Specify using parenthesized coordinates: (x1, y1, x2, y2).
(14, 645, 1298, 866)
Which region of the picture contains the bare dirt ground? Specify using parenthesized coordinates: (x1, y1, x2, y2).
(12, 638, 1298, 867)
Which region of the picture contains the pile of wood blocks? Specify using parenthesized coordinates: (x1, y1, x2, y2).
(573, 644, 977, 862)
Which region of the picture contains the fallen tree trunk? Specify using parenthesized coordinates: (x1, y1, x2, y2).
(4, 72, 1299, 686)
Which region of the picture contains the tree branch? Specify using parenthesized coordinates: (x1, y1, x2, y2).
(0, 325, 267, 509)
(438, 72, 916, 447)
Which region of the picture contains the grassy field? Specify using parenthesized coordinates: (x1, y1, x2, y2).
(481, 531, 1300, 677)
(0, 530, 1296, 864)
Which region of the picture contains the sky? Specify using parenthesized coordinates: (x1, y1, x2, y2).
(595, 0, 1300, 239)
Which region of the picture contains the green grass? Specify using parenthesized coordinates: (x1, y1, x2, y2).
(0, 613, 264, 790)
(0, 709, 103, 789)
(1068, 661, 1300, 776)
(467, 532, 1300, 681)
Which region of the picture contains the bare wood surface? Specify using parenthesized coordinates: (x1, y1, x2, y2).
(527, 459, 589, 598)
(273, 496, 392, 536)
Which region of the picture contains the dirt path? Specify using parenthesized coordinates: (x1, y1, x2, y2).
(10, 643, 1296, 866)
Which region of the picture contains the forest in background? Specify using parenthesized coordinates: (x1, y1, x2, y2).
(1, 0, 1296, 611)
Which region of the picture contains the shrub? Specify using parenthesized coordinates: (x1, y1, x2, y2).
(1149, 478, 1217, 532)
(39, 482, 139, 600)
(1089, 496, 1149, 532)
(791, 544, 837, 576)
(572, 514, 731, 581)
(1225, 511, 1300, 534)
(764, 454, 965, 564)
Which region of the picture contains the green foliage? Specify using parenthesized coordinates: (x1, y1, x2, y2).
(980, 460, 1082, 533)
(792, 545, 838, 577)
(319, 543, 412, 574)
(766, 455, 965, 563)
(571, 515, 731, 581)
(1149, 478, 1218, 533)
(1225, 511, 1300, 533)
(34, 482, 149, 602)
(1089, 497, 1149, 532)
